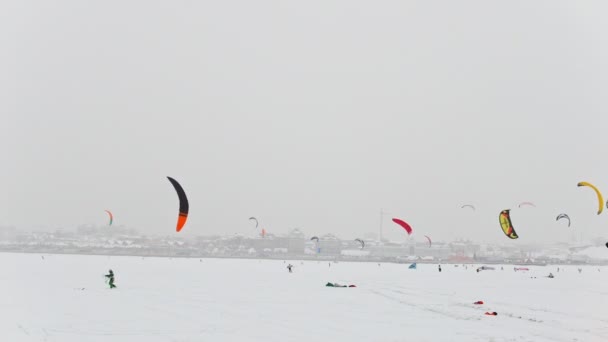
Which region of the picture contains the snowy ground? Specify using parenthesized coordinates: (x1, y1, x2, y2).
(1, 253, 607, 342)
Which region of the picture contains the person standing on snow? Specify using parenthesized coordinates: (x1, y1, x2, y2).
(287, 264, 293, 273)
(105, 269, 117, 288)
(438, 265, 442, 272)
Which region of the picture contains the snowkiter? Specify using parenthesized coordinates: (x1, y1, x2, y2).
(287, 264, 293, 273)
(105, 269, 116, 288)
(438, 265, 442, 272)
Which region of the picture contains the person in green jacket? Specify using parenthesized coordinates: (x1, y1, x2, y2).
(105, 269, 117, 288)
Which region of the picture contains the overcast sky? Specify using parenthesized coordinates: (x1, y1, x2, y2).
(1, 1, 607, 244)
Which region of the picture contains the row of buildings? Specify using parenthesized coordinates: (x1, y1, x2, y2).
(0, 225, 605, 264)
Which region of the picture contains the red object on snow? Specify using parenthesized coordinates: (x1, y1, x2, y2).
(348, 285, 357, 287)
(473, 301, 484, 305)
(484, 312, 498, 316)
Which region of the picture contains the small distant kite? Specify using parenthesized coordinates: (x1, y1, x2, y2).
(556, 213, 571, 227)
(518, 202, 536, 208)
(104, 210, 113, 226)
(310, 236, 319, 243)
(498, 210, 518, 239)
(392, 218, 412, 235)
(354, 238, 365, 249)
(423, 235, 432, 248)
(167, 176, 189, 232)
(461, 204, 475, 211)
(249, 217, 259, 229)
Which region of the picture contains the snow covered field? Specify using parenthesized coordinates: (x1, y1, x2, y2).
(1, 253, 607, 342)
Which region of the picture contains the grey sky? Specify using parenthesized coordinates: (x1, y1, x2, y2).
(1, 1, 607, 244)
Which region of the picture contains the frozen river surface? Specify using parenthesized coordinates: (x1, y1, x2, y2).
(1, 253, 607, 341)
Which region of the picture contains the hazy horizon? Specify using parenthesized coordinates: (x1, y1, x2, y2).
(2, 1, 607, 245)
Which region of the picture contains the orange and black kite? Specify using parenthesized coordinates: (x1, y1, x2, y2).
(167, 176, 189, 232)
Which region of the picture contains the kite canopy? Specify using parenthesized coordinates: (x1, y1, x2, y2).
(461, 204, 475, 211)
(167, 177, 189, 232)
(249, 217, 259, 229)
(424, 235, 432, 248)
(104, 210, 113, 226)
(392, 218, 412, 235)
(499, 210, 518, 239)
(577, 181, 604, 215)
(354, 238, 365, 249)
(310, 236, 319, 243)
(556, 213, 571, 227)
(518, 202, 536, 208)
